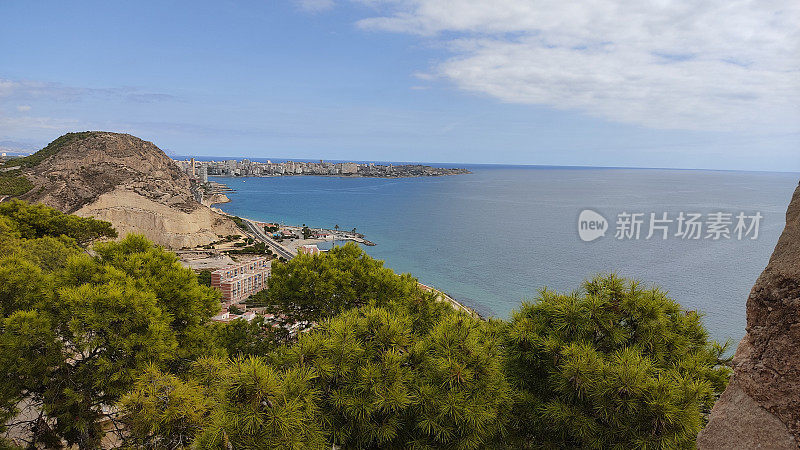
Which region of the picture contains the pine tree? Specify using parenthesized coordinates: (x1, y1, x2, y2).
(0, 199, 116, 245)
(504, 274, 731, 449)
(282, 306, 417, 448)
(409, 315, 512, 449)
(119, 365, 213, 449)
(276, 305, 512, 449)
(195, 357, 326, 449)
(93, 235, 224, 369)
(2, 255, 176, 448)
(267, 242, 420, 322)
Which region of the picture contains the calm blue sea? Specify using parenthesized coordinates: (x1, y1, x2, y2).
(215, 166, 798, 346)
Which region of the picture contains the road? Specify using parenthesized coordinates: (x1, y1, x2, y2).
(243, 219, 296, 260)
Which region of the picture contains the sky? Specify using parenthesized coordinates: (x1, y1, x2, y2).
(0, 0, 798, 171)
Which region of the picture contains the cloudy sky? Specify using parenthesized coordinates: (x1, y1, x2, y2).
(1, 0, 798, 170)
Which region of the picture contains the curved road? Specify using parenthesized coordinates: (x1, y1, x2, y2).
(243, 219, 296, 260)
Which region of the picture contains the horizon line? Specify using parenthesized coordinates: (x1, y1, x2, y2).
(172, 154, 800, 176)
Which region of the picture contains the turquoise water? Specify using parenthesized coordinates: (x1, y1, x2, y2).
(215, 167, 798, 345)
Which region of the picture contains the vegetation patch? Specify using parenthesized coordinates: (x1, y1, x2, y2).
(0, 202, 732, 449)
(228, 215, 250, 232)
(0, 199, 117, 244)
(226, 241, 272, 255)
(1, 131, 96, 170)
(0, 171, 33, 196)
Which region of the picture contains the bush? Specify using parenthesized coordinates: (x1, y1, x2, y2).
(196, 269, 213, 286)
(267, 242, 420, 322)
(228, 215, 249, 232)
(0, 199, 117, 245)
(504, 274, 731, 449)
(0, 172, 33, 196)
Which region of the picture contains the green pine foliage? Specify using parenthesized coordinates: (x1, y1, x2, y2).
(0, 172, 33, 196)
(196, 269, 213, 286)
(93, 235, 224, 369)
(0, 202, 219, 447)
(0, 199, 117, 245)
(275, 305, 511, 449)
(1, 251, 178, 447)
(0, 201, 732, 449)
(267, 242, 420, 322)
(195, 357, 326, 449)
(504, 274, 731, 449)
(119, 365, 213, 449)
(410, 315, 512, 449)
(214, 316, 288, 358)
(281, 306, 419, 448)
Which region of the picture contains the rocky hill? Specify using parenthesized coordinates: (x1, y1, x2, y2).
(2, 131, 239, 248)
(698, 180, 800, 449)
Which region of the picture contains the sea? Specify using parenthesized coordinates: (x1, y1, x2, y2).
(213, 166, 799, 346)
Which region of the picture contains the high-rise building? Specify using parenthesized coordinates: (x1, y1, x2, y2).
(211, 257, 271, 304)
(341, 162, 358, 174)
(190, 157, 196, 177)
(200, 165, 208, 183)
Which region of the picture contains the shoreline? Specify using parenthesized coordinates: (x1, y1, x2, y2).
(209, 172, 470, 180)
(209, 195, 481, 320)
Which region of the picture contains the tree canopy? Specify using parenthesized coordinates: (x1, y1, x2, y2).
(0, 201, 731, 449)
(267, 242, 421, 322)
(0, 202, 218, 447)
(0, 199, 117, 245)
(93, 235, 223, 368)
(503, 274, 731, 449)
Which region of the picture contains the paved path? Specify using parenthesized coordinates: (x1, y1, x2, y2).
(418, 283, 482, 319)
(243, 219, 296, 260)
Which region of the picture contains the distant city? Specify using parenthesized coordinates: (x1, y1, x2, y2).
(173, 158, 470, 181)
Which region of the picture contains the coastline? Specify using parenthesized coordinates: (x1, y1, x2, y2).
(209, 194, 482, 320)
(418, 283, 482, 319)
(210, 172, 470, 179)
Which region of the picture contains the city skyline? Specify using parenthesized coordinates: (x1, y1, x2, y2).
(1, 0, 798, 171)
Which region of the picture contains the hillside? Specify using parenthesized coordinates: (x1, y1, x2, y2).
(2, 131, 239, 248)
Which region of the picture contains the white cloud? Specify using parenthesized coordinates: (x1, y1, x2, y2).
(16, 105, 31, 112)
(0, 114, 81, 132)
(296, 0, 335, 12)
(0, 79, 84, 102)
(0, 78, 177, 103)
(355, 0, 800, 131)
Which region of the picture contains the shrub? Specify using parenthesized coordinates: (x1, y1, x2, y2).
(504, 274, 731, 449)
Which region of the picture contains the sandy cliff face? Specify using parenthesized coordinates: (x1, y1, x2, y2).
(698, 181, 800, 449)
(17, 132, 239, 248)
(75, 188, 237, 249)
(202, 193, 230, 207)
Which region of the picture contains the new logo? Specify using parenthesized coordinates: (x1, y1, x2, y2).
(578, 209, 608, 242)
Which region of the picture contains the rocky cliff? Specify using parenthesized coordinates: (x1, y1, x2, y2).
(11, 131, 239, 248)
(698, 181, 800, 449)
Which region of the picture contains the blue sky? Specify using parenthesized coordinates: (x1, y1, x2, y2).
(1, 0, 798, 171)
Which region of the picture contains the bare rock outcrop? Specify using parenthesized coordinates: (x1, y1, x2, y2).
(15, 131, 239, 248)
(698, 181, 800, 449)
